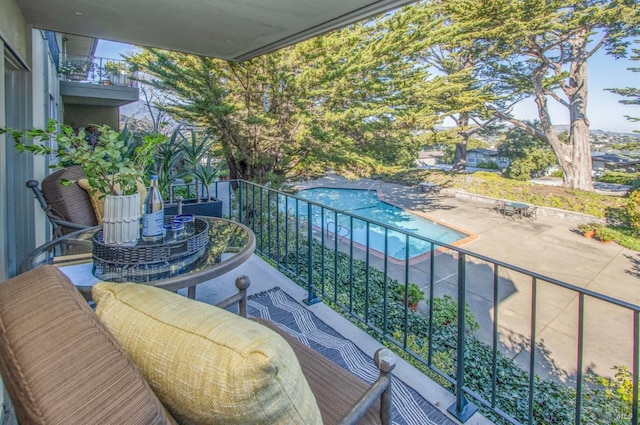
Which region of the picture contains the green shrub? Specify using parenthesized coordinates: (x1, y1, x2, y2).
(597, 171, 640, 187)
(475, 161, 499, 170)
(577, 222, 601, 232)
(596, 226, 617, 241)
(627, 190, 640, 234)
(394, 283, 424, 305)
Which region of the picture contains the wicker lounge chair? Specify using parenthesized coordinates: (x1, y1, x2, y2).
(26, 165, 98, 237)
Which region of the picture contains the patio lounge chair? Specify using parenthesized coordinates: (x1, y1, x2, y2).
(0, 266, 396, 425)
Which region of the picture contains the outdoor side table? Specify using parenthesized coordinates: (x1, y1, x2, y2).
(20, 217, 256, 301)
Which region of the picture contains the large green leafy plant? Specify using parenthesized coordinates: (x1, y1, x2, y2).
(1, 119, 163, 196)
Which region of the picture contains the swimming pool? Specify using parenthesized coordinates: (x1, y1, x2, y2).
(292, 187, 470, 261)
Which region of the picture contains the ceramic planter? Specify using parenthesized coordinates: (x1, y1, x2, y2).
(102, 193, 141, 245)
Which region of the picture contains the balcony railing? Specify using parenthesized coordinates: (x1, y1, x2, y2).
(58, 55, 137, 87)
(208, 179, 639, 425)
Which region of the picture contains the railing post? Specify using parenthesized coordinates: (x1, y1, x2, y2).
(304, 201, 321, 305)
(238, 180, 243, 223)
(448, 253, 479, 422)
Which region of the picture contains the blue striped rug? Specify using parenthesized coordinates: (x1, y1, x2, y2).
(247, 287, 456, 425)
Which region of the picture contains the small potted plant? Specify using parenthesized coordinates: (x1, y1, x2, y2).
(59, 57, 92, 81)
(103, 60, 131, 86)
(577, 222, 600, 239)
(162, 130, 223, 217)
(395, 283, 424, 312)
(595, 226, 616, 244)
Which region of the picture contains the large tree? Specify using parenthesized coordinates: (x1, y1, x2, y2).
(435, 0, 639, 190)
(129, 16, 438, 183)
(400, 2, 510, 171)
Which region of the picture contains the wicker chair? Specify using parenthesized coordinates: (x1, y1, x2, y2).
(26, 165, 98, 237)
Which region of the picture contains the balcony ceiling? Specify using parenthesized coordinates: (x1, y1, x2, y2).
(16, 0, 415, 61)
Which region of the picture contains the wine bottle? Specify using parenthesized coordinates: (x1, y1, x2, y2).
(141, 175, 164, 242)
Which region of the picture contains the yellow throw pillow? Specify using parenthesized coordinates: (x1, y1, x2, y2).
(77, 179, 147, 224)
(92, 283, 322, 425)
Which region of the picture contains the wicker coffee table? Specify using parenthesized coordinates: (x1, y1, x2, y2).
(20, 217, 256, 300)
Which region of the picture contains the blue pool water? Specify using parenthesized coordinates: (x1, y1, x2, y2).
(293, 188, 469, 260)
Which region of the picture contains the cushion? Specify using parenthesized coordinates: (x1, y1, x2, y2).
(78, 178, 147, 224)
(0, 266, 175, 425)
(254, 318, 382, 425)
(92, 282, 323, 425)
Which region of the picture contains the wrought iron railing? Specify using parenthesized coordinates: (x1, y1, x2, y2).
(58, 55, 137, 87)
(208, 179, 639, 425)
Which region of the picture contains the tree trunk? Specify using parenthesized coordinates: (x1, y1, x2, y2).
(528, 57, 593, 191)
(563, 120, 593, 190)
(450, 112, 469, 172)
(450, 142, 467, 172)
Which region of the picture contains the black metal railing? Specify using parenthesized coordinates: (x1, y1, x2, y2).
(58, 55, 137, 87)
(208, 179, 639, 425)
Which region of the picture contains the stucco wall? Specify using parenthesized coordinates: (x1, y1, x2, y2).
(0, 0, 27, 61)
(63, 104, 120, 130)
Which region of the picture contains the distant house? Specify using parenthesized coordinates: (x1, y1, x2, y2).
(466, 148, 511, 169)
(416, 150, 444, 167)
(591, 152, 640, 175)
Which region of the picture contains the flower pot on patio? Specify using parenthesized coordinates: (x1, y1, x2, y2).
(395, 283, 424, 313)
(582, 230, 596, 239)
(577, 222, 600, 239)
(595, 226, 615, 245)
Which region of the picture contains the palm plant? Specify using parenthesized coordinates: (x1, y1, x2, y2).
(150, 129, 183, 198)
(193, 152, 220, 201)
(179, 130, 215, 202)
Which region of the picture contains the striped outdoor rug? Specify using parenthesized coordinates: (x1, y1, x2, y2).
(247, 287, 456, 425)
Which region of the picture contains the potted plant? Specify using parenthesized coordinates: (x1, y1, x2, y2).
(395, 283, 424, 312)
(59, 57, 92, 81)
(595, 226, 616, 244)
(577, 222, 600, 239)
(103, 60, 131, 86)
(162, 130, 223, 217)
(3, 119, 163, 245)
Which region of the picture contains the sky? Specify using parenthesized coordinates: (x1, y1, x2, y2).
(96, 39, 640, 134)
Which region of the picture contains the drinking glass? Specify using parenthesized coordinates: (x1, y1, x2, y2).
(163, 222, 185, 243)
(175, 214, 195, 237)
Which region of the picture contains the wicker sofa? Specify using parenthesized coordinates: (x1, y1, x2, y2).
(0, 266, 396, 424)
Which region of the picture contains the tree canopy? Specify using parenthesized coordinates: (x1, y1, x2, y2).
(129, 15, 441, 183)
(607, 43, 640, 129)
(435, 0, 639, 189)
(128, 0, 639, 188)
